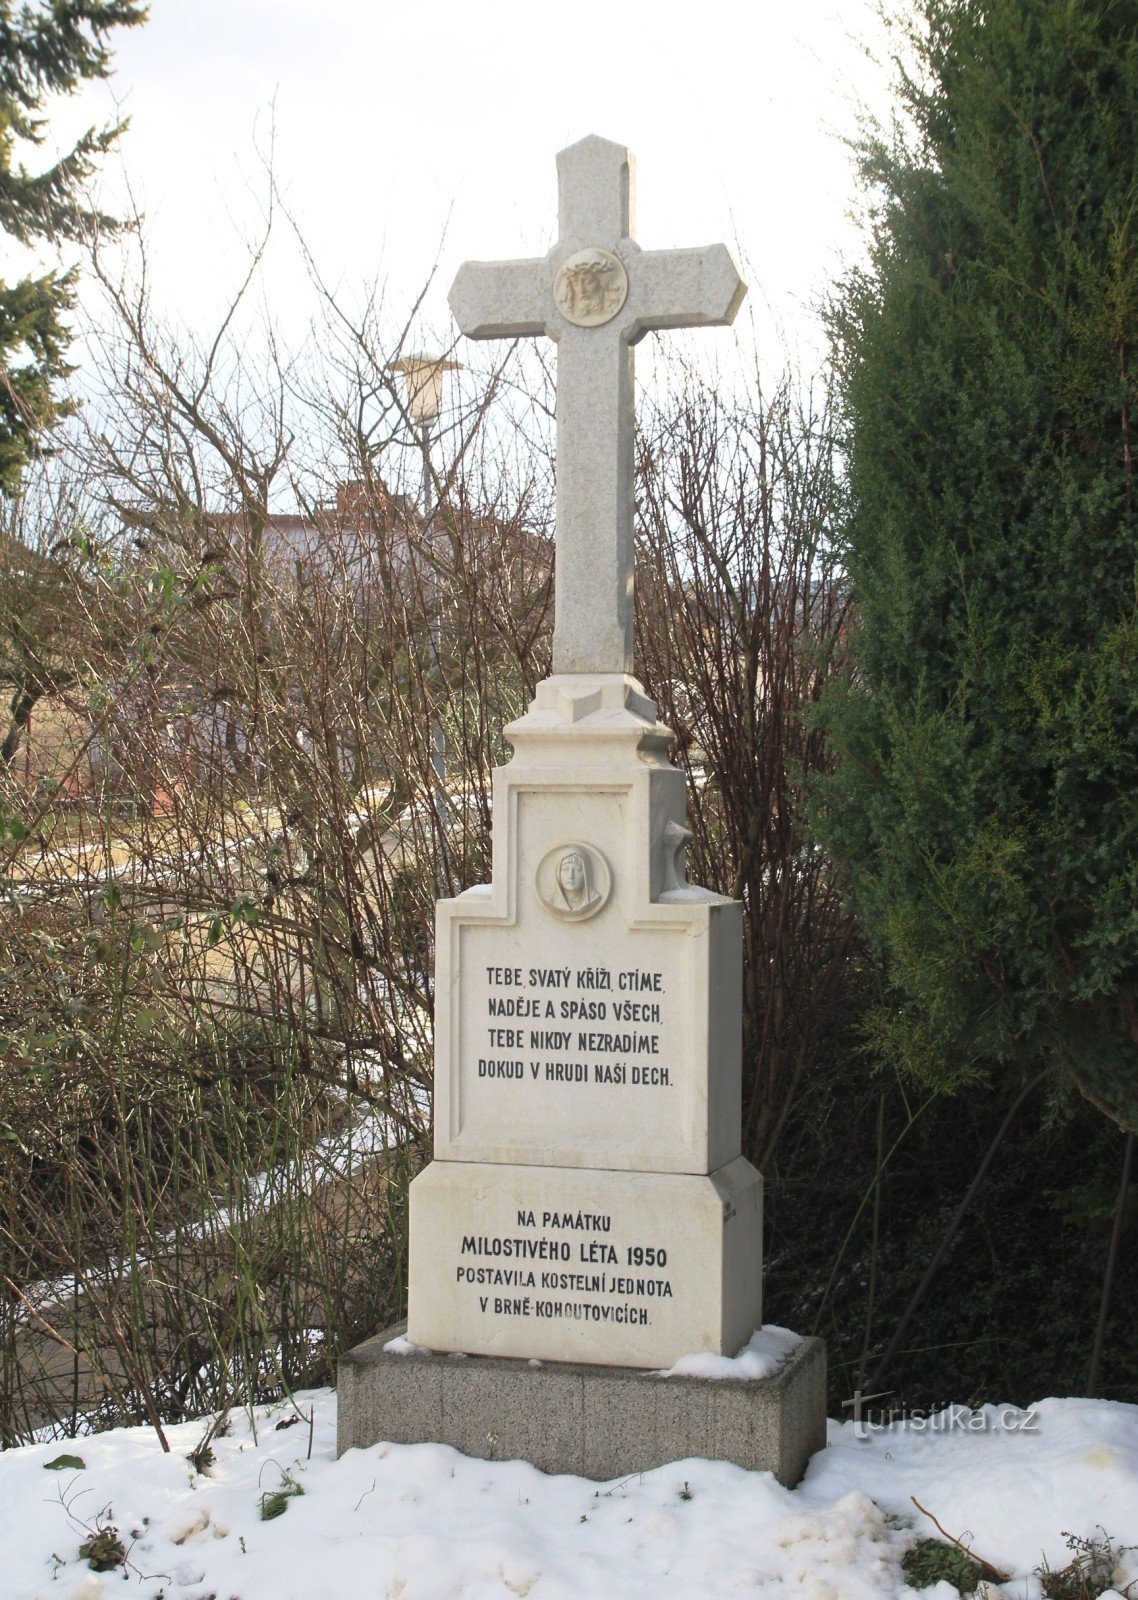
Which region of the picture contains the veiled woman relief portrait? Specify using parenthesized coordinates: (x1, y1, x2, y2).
(535, 841, 613, 922)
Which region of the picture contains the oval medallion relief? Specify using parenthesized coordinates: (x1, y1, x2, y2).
(535, 842, 613, 922)
(552, 248, 629, 327)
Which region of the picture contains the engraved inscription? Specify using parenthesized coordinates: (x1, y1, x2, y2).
(476, 960, 673, 1092)
(455, 1208, 674, 1328)
(552, 247, 629, 327)
(535, 842, 612, 922)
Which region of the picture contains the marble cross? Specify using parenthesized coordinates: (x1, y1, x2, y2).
(449, 135, 746, 677)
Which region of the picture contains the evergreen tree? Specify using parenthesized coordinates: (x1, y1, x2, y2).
(815, 0, 1138, 1130)
(0, 0, 145, 494)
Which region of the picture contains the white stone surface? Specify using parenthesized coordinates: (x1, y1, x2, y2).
(407, 1155, 763, 1368)
(448, 134, 746, 676)
(401, 139, 760, 1376)
(432, 675, 742, 1175)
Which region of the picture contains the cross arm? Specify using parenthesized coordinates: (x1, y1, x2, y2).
(448, 257, 550, 340)
(627, 243, 747, 338)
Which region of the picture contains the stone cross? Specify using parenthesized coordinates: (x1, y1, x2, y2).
(450, 135, 746, 676)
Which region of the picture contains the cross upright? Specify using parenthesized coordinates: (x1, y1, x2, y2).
(450, 135, 746, 677)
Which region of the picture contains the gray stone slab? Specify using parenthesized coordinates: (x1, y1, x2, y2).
(442, 1358, 584, 1469)
(337, 1324, 826, 1487)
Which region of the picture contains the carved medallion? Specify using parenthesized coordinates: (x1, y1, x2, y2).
(552, 248, 629, 327)
(535, 841, 613, 922)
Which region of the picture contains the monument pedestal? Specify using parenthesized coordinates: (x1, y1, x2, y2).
(408, 1157, 762, 1368)
(337, 1323, 827, 1487)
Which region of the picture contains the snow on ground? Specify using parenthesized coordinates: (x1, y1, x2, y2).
(2, 1385, 1136, 1600)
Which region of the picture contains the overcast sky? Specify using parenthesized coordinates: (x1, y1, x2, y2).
(53, 0, 896, 378)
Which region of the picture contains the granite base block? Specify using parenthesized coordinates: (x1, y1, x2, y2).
(336, 1324, 826, 1487)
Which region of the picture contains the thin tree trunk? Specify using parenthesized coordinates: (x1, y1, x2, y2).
(1, 684, 37, 768)
(1087, 1128, 1134, 1397)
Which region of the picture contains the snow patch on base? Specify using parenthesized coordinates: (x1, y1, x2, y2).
(654, 1324, 803, 1381)
(382, 1333, 432, 1356)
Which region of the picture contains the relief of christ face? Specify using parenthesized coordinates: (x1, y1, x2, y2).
(551, 247, 629, 328)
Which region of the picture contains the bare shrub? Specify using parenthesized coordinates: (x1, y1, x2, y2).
(636, 364, 856, 1166)
(0, 242, 558, 1439)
